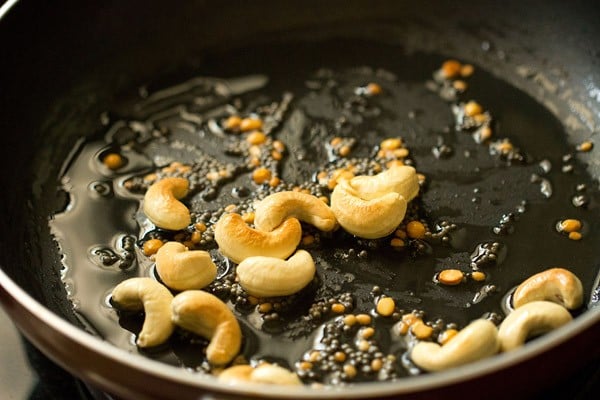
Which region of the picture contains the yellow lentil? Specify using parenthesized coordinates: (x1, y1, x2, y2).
(397, 322, 409, 335)
(366, 82, 382, 95)
(302, 235, 315, 246)
(357, 340, 370, 352)
(453, 80, 468, 91)
(308, 351, 321, 362)
(380, 138, 402, 151)
(406, 220, 426, 239)
(299, 361, 313, 371)
(464, 101, 483, 117)
(438, 328, 459, 345)
(330, 137, 343, 146)
(190, 231, 202, 244)
(471, 271, 486, 281)
(568, 231, 583, 241)
(460, 64, 475, 77)
(393, 148, 409, 158)
(103, 153, 124, 170)
(560, 219, 582, 233)
(356, 314, 372, 325)
(142, 239, 163, 256)
(334, 351, 347, 362)
(258, 303, 273, 313)
(343, 364, 357, 378)
(331, 303, 346, 314)
(247, 296, 258, 306)
(268, 176, 281, 187)
(370, 358, 383, 372)
(343, 314, 357, 326)
(271, 150, 283, 161)
(252, 167, 272, 184)
(395, 229, 407, 239)
(240, 117, 262, 132)
(376, 297, 395, 317)
(360, 327, 375, 339)
(224, 115, 242, 130)
(339, 145, 351, 157)
(577, 141, 593, 152)
(480, 126, 493, 141)
(194, 222, 207, 232)
(390, 238, 405, 248)
(246, 131, 267, 145)
(411, 321, 434, 340)
(441, 59, 462, 79)
(438, 269, 464, 285)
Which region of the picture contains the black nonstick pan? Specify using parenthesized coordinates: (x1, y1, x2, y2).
(1, 1, 599, 399)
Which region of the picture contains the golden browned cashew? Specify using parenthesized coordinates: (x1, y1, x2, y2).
(512, 268, 583, 310)
(218, 363, 302, 385)
(410, 319, 499, 371)
(330, 179, 407, 239)
(349, 165, 420, 201)
(236, 250, 316, 297)
(171, 290, 242, 365)
(143, 177, 191, 230)
(253, 191, 337, 232)
(214, 213, 302, 264)
(111, 277, 174, 348)
(498, 300, 572, 352)
(155, 241, 217, 291)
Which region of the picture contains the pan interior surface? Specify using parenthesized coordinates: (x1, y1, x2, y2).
(1, 1, 599, 399)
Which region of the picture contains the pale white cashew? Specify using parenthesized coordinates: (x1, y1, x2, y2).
(143, 177, 191, 230)
(410, 319, 499, 371)
(236, 250, 316, 297)
(498, 300, 572, 352)
(214, 212, 302, 264)
(349, 165, 420, 201)
(218, 364, 302, 386)
(250, 363, 302, 385)
(330, 179, 407, 239)
(111, 277, 174, 348)
(155, 241, 217, 291)
(217, 365, 254, 384)
(171, 290, 242, 365)
(254, 191, 337, 232)
(512, 268, 583, 310)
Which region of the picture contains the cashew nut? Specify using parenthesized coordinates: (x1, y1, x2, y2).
(498, 300, 572, 352)
(512, 268, 583, 310)
(143, 177, 191, 230)
(111, 277, 174, 348)
(218, 363, 302, 386)
(410, 319, 499, 371)
(253, 191, 337, 232)
(330, 179, 407, 239)
(236, 250, 316, 297)
(155, 241, 217, 291)
(171, 290, 242, 365)
(250, 363, 302, 385)
(214, 212, 302, 264)
(349, 165, 420, 201)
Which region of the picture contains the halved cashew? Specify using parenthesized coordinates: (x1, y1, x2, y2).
(236, 250, 316, 297)
(253, 191, 337, 232)
(155, 241, 217, 291)
(498, 300, 572, 352)
(410, 319, 499, 371)
(111, 277, 174, 348)
(512, 268, 583, 310)
(349, 165, 420, 201)
(218, 363, 302, 386)
(171, 290, 242, 365)
(214, 213, 302, 264)
(143, 177, 191, 230)
(330, 179, 407, 239)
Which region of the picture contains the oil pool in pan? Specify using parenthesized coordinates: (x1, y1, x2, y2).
(50, 41, 599, 386)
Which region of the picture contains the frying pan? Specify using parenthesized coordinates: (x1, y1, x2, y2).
(1, 1, 599, 399)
